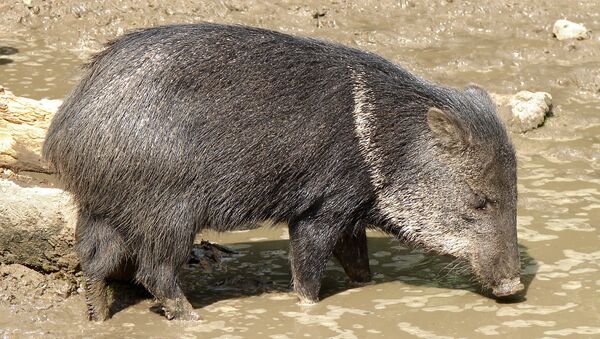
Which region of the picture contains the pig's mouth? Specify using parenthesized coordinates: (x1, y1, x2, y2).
(464, 255, 524, 298)
(491, 277, 524, 297)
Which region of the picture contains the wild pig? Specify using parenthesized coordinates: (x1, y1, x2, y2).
(43, 23, 523, 321)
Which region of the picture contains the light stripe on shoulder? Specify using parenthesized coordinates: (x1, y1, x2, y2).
(350, 69, 385, 190)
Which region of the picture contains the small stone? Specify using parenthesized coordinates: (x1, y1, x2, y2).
(508, 91, 552, 132)
(553, 19, 589, 40)
(2, 168, 15, 177)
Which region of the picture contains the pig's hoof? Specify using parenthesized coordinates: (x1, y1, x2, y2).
(348, 277, 375, 286)
(297, 296, 319, 306)
(345, 268, 373, 284)
(87, 306, 110, 322)
(177, 310, 202, 321)
(162, 297, 202, 321)
(163, 307, 202, 321)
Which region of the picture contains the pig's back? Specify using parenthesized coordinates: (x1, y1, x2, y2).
(43, 24, 397, 224)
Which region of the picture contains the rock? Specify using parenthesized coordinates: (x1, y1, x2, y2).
(0, 86, 62, 173)
(509, 91, 552, 132)
(553, 19, 589, 40)
(0, 178, 78, 275)
(491, 91, 552, 133)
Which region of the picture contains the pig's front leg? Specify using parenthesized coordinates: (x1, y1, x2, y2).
(288, 215, 342, 305)
(333, 225, 372, 283)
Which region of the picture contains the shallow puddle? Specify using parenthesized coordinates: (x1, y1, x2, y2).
(1, 225, 599, 338)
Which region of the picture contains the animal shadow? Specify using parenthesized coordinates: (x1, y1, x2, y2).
(107, 235, 537, 316)
(181, 236, 538, 309)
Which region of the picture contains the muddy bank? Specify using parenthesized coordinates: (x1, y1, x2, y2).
(0, 264, 76, 314)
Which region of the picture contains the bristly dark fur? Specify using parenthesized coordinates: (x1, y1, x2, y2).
(42, 23, 520, 320)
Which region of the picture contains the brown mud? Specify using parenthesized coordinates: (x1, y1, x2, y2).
(1, 0, 599, 338)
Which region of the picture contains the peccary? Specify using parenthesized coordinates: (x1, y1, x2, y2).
(43, 23, 523, 321)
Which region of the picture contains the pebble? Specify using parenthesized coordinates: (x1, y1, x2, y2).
(553, 19, 589, 40)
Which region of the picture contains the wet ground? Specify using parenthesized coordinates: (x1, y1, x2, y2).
(1, 0, 599, 338)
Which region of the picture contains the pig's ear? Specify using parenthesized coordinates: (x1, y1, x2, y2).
(427, 107, 471, 151)
(464, 83, 493, 102)
(464, 83, 487, 95)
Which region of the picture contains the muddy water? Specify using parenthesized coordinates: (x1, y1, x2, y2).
(0, 37, 82, 100)
(1, 1, 599, 338)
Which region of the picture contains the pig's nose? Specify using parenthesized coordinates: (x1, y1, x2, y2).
(492, 277, 524, 297)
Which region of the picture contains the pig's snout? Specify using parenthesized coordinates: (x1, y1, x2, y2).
(491, 277, 524, 297)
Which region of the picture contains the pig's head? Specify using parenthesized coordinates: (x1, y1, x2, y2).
(367, 84, 523, 297)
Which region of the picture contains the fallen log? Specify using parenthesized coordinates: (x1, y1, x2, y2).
(0, 85, 61, 173)
(0, 177, 78, 275)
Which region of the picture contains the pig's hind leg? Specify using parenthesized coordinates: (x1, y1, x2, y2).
(136, 264, 198, 321)
(133, 211, 199, 321)
(76, 213, 127, 321)
(333, 225, 372, 283)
